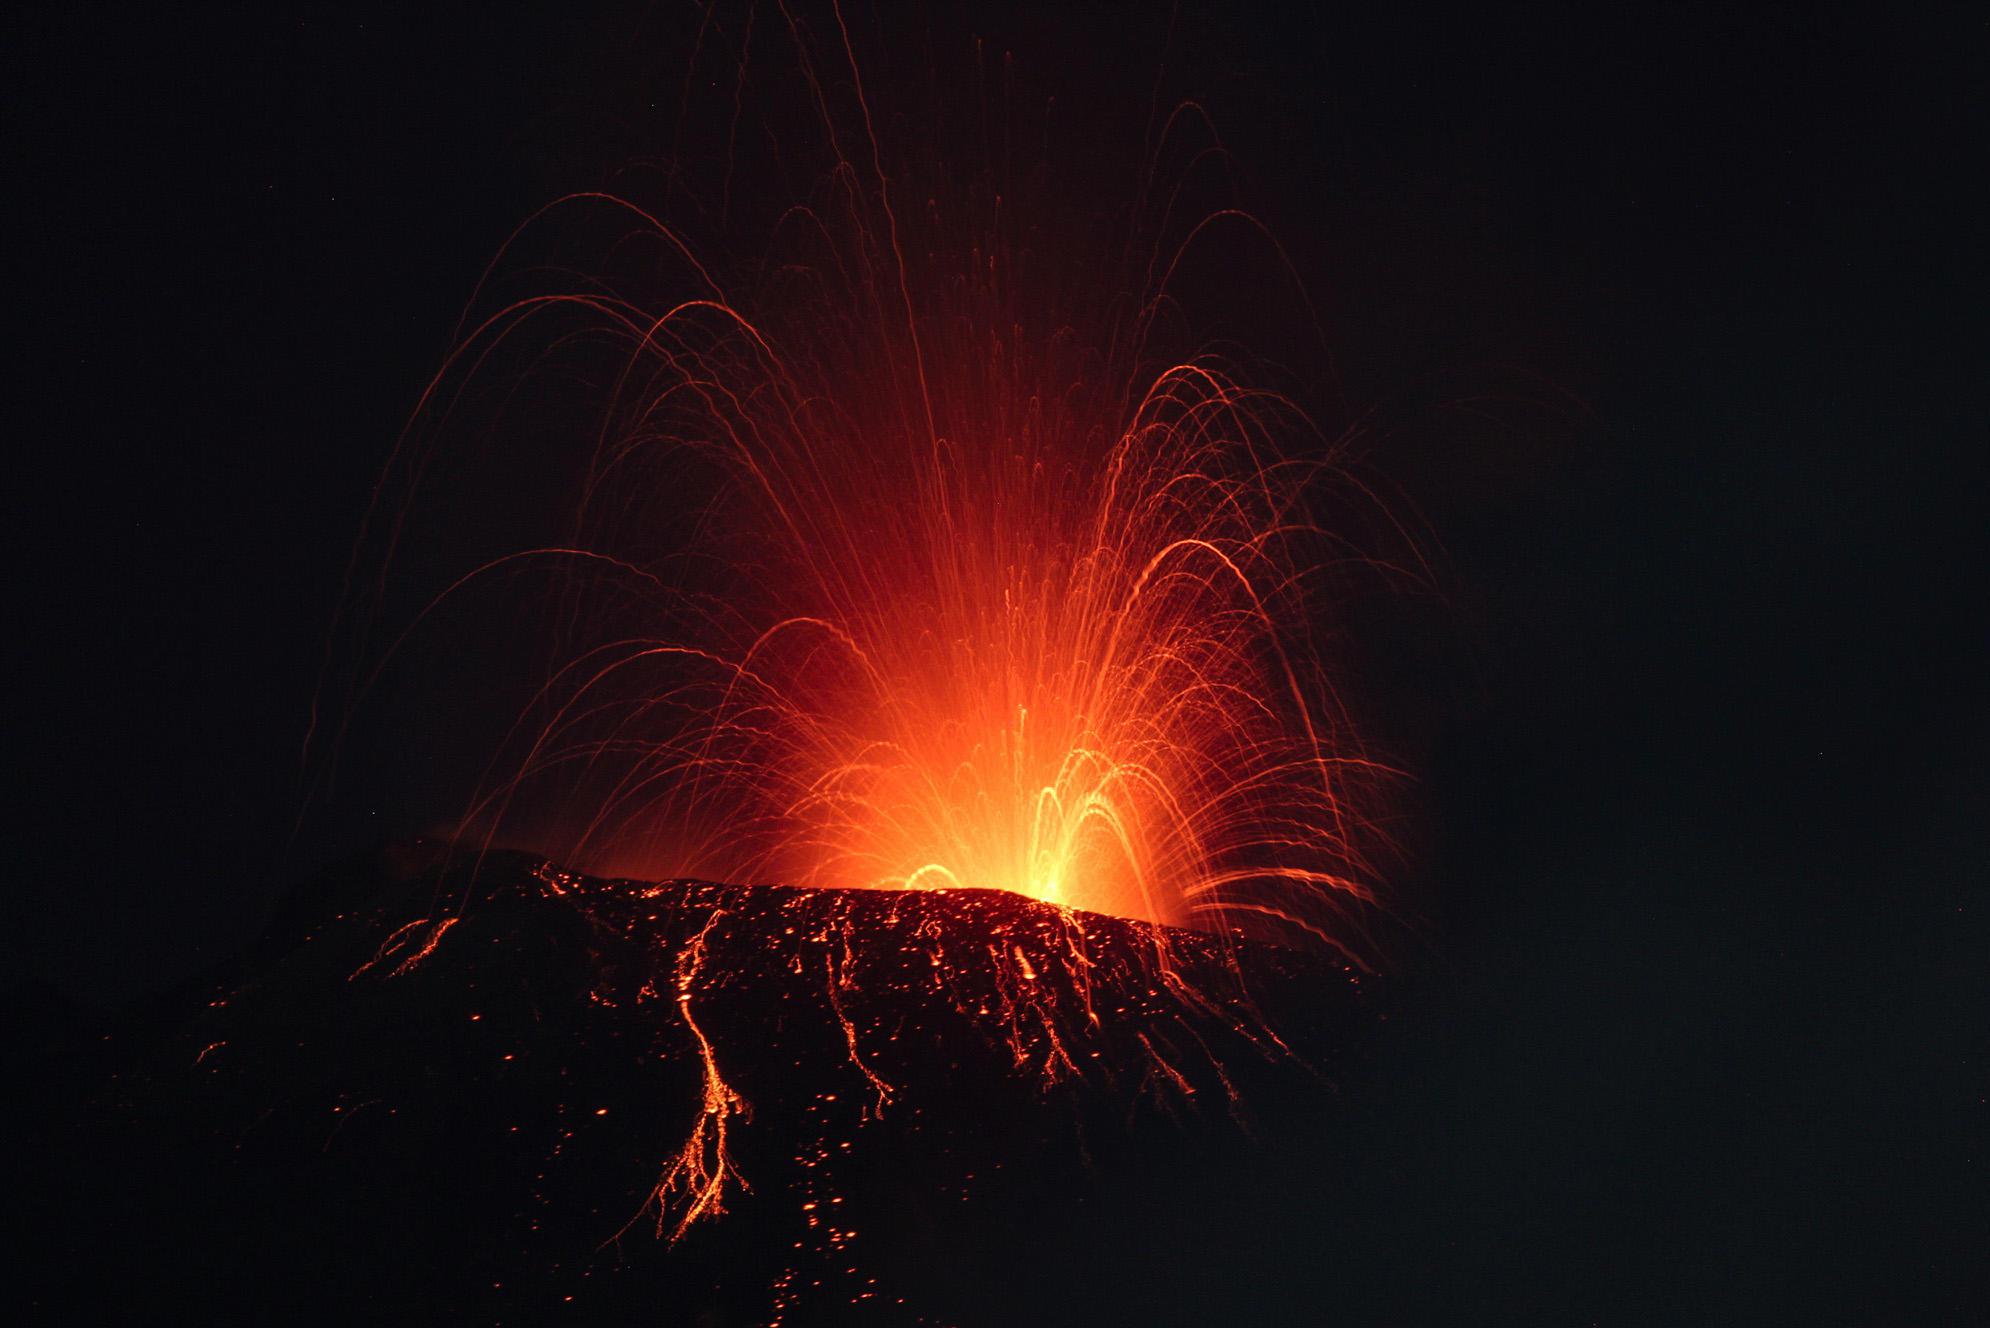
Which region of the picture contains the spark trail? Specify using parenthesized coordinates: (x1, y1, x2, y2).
(301, 11, 1416, 1319)
(329, 135, 1405, 948)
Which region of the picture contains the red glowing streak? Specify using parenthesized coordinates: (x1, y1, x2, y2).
(306, 6, 1414, 952)
(310, 17, 1418, 1291)
(302, 19, 1412, 958)
(395, 234, 1402, 952)
(638, 908, 750, 1243)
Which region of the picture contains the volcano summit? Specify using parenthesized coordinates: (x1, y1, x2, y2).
(30, 844, 1371, 1323)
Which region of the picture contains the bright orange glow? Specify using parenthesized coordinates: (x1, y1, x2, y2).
(326, 51, 1406, 963)
(382, 209, 1402, 959)
(423, 274, 1400, 951)
(303, 26, 1414, 1317)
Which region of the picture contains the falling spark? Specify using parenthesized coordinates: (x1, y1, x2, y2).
(311, 11, 1418, 1313)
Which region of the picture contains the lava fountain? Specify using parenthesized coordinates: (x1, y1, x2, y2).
(326, 123, 1405, 947)
(453, 300, 1396, 943)
(299, 9, 1417, 1309)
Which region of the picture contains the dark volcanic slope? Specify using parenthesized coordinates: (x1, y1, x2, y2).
(28, 847, 1369, 1324)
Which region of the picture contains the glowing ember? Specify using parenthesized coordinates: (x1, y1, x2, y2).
(470, 331, 1394, 942)
(116, 847, 1365, 1319)
(323, 78, 1406, 956)
(296, 18, 1414, 1318)
(518, 854, 1316, 1258)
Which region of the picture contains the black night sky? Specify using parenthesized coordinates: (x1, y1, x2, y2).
(9, 3, 1984, 1322)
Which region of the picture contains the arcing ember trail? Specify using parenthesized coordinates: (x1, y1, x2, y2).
(262, 11, 1414, 1320)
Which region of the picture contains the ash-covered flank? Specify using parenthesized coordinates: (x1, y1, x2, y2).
(26, 844, 1373, 1323)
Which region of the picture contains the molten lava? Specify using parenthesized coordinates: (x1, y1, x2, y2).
(121, 846, 1364, 1321)
(342, 180, 1402, 953)
(304, 12, 1411, 958)
(500, 330, 1394, 942)
(291, 18, 1415, 1319)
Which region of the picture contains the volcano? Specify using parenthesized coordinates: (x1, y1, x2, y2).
(24, 844, 1372, 1323)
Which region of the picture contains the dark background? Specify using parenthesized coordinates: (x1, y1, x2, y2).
(8, 2, 1983, 1320)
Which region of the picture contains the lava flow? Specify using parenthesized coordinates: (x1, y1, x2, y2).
(66, 846, 1372, 1322)
(288, 11, 1414, 1319)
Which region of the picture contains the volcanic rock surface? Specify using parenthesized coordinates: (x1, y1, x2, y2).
(25, 844, 1372, 1323)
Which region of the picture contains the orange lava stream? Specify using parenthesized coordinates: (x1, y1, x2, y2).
(637, 908, 750, 1243)
(309, 24, 1410, 1314)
